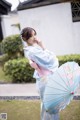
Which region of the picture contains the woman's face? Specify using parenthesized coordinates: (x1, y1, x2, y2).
(27, 30, 37, 46)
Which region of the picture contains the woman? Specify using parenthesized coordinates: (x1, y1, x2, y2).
(20, 27, 60, 120)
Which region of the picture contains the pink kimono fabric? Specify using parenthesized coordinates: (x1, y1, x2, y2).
(29, 59, 53, 77)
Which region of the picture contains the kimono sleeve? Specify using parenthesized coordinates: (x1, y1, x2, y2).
(27, 48, 58, 70)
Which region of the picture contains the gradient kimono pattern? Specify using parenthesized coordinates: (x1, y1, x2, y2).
(23, 45, 60, 120)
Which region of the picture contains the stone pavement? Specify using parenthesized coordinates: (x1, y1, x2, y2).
(0, 83, 80, 100)
(0, 83, 39, 96)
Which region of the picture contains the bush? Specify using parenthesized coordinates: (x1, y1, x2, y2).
(0, 42, 2, 54)
(4, 58, 36, 83)
(3, 54, 80, 83)
(1, 34, 24, 59)
(57, 54, 80, 66)
(0, 42, 3, 55)
(0, 54, 10, 66)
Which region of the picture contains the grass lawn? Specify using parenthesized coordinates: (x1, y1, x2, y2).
(0, 66, 12, 83)
(0, 100, 80, 120)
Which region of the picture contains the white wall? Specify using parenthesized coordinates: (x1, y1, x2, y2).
(1, 15, 12, 38)
(18, 2, 80, 55)
(9, 13, 20, 35)
(1, 14, 20, 39)
(72, 22, 80, 54)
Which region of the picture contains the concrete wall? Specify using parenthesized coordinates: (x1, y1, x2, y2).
(72, 22, 80, 54)
(1, 15, 12, 38)
(1, 13, 20, 39)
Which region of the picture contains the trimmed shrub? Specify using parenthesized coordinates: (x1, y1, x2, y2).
(3, 54, 80, 83)
(1, 34, 24, 59)
(0, 42, 2, 55)
(0, 54, 10, 66)
(57, 54, 80, 66)
(4, 58, 36, 83)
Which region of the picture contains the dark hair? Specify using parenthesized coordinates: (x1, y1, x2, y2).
(20, 27, 37, 41)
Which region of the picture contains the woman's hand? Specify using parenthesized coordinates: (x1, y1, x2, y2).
(34, 37, 46, 50)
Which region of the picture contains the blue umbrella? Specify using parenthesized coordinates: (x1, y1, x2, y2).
(43, 61, 80, 114)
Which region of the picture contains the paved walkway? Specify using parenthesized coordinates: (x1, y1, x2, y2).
(0, 83, 80, 96)
(0, 83, 39, 96)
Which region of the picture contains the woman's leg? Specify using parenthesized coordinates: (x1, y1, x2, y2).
(50, 112, 60, 120)
(40, 101, 60, 120)
(40, 100, 51, 120)
(40, 86, 60, 120)
(40, 101, 45, 120)
(36, 79, 49, 120)
(36, 79, 45, 120)
(36, 78, 60, 120)
(39, 84, 53, 120)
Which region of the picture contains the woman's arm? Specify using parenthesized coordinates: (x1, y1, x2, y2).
(34, 37, 46, 50)
(27, 46, 59, 71)
(37, 41, 46, 50)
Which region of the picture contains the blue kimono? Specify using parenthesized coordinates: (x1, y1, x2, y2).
(23, 44, 60, 120)
(23, 45, 59, 78)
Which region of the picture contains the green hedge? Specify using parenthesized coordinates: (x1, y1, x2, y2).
(4, 58, 35, 83)
(57, 54, 80, 66)
(0, 42, 2, 55)
(0, 54, 10, 66)
(3, 54, 80, 83)
(1, 34, 24, 59)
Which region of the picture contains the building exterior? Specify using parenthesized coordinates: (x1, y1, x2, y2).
(1, 10, 20, 38)
(0, 0, 20, 42)
(17, 0, 80, 55)
(0, 0, 11, 41)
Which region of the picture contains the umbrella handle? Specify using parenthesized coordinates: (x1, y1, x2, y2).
(71, 92, 74, 95)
